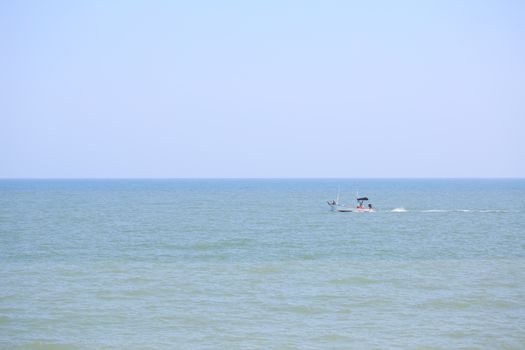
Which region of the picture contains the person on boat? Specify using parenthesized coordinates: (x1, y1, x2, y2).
(357, 203, 363, 209)
(368, 204, 373, 209)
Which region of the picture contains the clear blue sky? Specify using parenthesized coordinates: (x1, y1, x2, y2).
(1, 0, 524, 178)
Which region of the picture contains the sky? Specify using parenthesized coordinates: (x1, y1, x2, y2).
(1, 0, 524, 178)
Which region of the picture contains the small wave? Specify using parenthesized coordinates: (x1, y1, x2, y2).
(248, 265, 283, 274)
(391, 208, 407, 212)
(423, 299, 470, 309)
(422, 209, 447, 212)
(20, 342, 78, 350)
(315, 334, 354, 341)
(189, 239, 252, 251)
(270, 304, 325, 314)
(330, 277, 379, 285)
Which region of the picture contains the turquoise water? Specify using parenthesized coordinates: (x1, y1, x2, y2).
(1, 179, 524, 349)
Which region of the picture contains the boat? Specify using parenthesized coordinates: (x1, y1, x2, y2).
(327, 195, 374, 212)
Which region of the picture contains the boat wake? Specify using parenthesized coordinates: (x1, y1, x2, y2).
(389, 208, 509, 213)
(421, 209, 508, 213)
(391, 208, 407, 212)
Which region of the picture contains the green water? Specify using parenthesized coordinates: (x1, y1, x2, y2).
(1, 179, 524, 349)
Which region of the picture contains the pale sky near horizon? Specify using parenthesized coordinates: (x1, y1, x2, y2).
(1, 0, 524, 178)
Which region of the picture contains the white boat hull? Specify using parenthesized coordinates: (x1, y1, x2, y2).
(328, 204, 374, 212)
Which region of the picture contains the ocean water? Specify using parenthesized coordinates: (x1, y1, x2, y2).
(1, 179, 524, 349)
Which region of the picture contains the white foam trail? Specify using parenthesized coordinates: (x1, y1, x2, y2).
(421, 209, 508, 213)
(391, 208, 407, 212)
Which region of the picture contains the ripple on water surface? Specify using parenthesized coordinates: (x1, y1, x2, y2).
(1, 179, 525, 349)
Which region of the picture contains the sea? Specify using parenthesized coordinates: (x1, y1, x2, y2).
(1, 179, 524, 349)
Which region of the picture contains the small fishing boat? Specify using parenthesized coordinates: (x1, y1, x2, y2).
(327, 195, 374, 212)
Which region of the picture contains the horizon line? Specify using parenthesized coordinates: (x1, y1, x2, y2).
(1, 177, 524, 180)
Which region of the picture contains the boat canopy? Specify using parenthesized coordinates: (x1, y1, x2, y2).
(357, 197, 369, 201)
